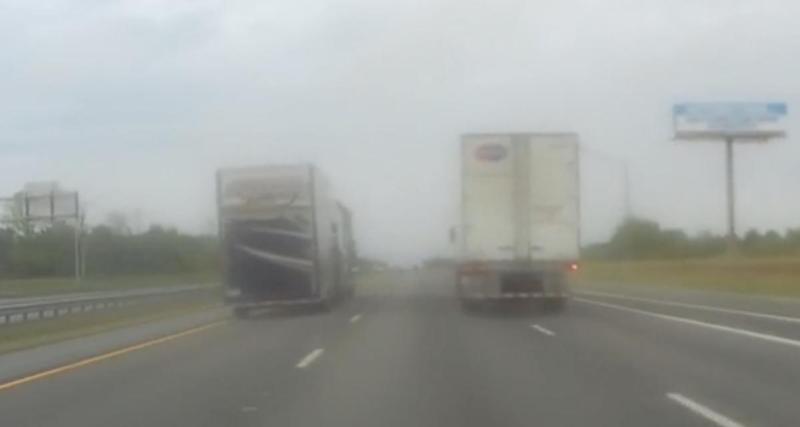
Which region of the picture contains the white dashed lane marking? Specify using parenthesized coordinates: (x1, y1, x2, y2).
(667, 393, 745, 427)
(296, 348, 324, 369)
(530, 324, 555, 336)
(576, 297, 800, 350)
(576, 290, 800, 323)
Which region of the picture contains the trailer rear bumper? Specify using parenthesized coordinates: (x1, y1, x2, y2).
(459, 292, 571, 301)
(456, 261, 575, 301)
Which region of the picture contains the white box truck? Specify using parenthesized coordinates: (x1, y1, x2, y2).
(454, 133, 579, 311)
(216, 164, 355, 317)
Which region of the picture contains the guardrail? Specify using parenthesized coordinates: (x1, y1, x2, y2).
(0, 285, 219, 326)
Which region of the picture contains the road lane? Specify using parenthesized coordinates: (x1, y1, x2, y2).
(250, 273, 696, 427)
(0, 320, 227, 393)
(576, 281, 800, 318)
(578, 289, 800, 323)
(0, 270, 797, 426)
(0, 299, 362, 427)
(575, 287, 800, 344)
(561, 299, 800, 425)
(0, 307, 228, 384)
(667, 393, 745, 427)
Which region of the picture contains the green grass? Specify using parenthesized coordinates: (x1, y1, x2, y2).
(0, 272, 220, 298)
(576, 257, 800, 297)
(0, 297, 222, 355)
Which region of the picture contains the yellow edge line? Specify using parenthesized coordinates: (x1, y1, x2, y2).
(0, 320, 228, 392)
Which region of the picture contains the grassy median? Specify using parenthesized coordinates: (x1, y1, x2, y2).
(576, 257, 800, 297)
(0, 273, 220, 298)
(0, 296, 223, 355)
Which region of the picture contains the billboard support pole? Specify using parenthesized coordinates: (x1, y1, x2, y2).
(74, 193, 81, 281)
(725, 137, 737, 254)
(623, 162, 632, 219)
(74, 222, 80, 281)
(673, 102, 788, 256)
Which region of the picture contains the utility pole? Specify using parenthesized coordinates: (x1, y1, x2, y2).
(80, 211, 87, 278)
(725, 137, 737, 254)
(74, 193, 81, 281)
(581, 146, 633, 221)
(623, 162, 632, 219)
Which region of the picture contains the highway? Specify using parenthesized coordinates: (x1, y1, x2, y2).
(0, 270, 799, 426)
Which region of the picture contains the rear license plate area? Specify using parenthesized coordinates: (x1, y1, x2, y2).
(501, 273, 543, 294)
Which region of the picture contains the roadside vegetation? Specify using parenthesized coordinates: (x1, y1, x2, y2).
(0, 211, 223, 352)
(576, 259, 800, 297)
(0, 217, 220, 296)
(578, 218, 800, 297)
(0, 273, 219, 297)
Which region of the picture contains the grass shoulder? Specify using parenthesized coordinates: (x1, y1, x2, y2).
(575, 257, 800, 297)
(0, 272, 221, 298)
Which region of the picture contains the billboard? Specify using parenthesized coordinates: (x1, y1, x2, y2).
(673, 102, 788, 140)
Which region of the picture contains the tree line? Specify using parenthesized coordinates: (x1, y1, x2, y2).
(584, 218, 800, 260)
(0, 222, 219, 278)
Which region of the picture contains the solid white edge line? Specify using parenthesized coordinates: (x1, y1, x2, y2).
(296, 348, 324, 369)
(530, 324, 555, 336)
(575, 297, 800, 349)
(667, 393, 745, 427)
(576, 290, 800, 323)
(349, 314, 362, 324)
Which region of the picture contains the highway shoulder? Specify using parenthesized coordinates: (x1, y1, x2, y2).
(0, 307, 227, 384)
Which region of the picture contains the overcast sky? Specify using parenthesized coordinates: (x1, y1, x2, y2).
(2, 0, 800, 263)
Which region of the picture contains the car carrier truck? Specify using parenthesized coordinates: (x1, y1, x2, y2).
(217, 164, 356, 317)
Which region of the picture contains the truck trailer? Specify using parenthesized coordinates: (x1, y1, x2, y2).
(217, 164, 355, 317)
(455, 133, 580, 311)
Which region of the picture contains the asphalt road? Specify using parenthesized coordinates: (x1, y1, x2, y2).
(0, 270, 799, 426)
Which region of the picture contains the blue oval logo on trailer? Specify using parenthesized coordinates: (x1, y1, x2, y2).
(475, 144, 507, 161)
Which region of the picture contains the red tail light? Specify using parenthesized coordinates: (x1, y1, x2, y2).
(567, 262, 579, 272)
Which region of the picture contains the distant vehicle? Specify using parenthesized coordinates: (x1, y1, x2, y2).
(453, 133, 580, 311)
(217, 164, 356, 317)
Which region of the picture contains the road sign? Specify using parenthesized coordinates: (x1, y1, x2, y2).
(2, 182, 80, 222)
(673, 102, 788, 140)
(0, 184, 82, 280)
